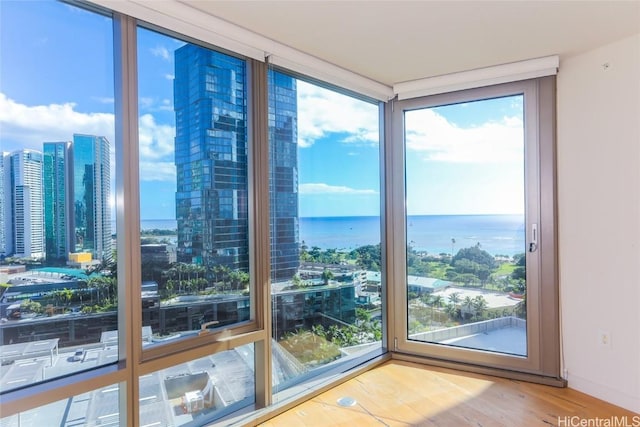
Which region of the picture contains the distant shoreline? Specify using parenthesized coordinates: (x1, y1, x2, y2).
(116, 214, 525, 257)
(136, 213, 524, 223)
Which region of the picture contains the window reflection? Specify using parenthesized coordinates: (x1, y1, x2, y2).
(137, 30, 250, 346)
(268, 72, 382, 395)
(0, 0, 116, 390)
(0, 383, 120, 426)
(139, 345, 255, 426)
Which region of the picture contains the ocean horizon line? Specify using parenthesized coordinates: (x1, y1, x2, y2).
(137, 213, 524, 222)
(125, 214, 525, 256)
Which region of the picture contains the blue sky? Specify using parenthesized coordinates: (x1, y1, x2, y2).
(1, 0, 524, 220)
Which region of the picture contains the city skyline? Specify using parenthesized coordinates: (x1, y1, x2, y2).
(0, 134, 112, 262)
(1, 0, 524, 221)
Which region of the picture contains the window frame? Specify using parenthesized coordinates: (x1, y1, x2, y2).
(0, 9, 268, 421)
(1, 1, 561, 424)
(265, 65, 389, 405)
(132, 21, 264, 363)
(388, 77, 561, 380)
(0, 5, 391, 423)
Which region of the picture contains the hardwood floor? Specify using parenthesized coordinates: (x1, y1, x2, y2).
(259, 360, 639, 426)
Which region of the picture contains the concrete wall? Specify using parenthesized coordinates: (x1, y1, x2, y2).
(409, 316, 525, 343)
(557, 33, 640, 413)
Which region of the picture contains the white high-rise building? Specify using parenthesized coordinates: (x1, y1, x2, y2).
(9, 149, 45, 259)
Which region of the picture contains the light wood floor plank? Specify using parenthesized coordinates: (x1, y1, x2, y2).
(259, 360, 638, 426)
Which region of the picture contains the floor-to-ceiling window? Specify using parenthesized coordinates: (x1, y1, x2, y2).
(390, 78, 560, 378)
(137, 26, 252, 350)
(1, 1, 561, 425)
(268, 70, 384, 400)
(0, 2, 387, 425)
(0, 1, 118, 399)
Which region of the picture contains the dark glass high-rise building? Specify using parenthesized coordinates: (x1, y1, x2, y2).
(71, 134, 111, 262)
(174, 45, 249, 270)
(43, 141, 72, 262)
(269, 71, 299, 280)
(174, 45, 299, 279)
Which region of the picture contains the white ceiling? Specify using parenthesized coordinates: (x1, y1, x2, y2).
(180, 0, 640, 87)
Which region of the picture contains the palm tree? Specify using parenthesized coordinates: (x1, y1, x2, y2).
(194, 265, 206, 281)
(462, 296, 474, 319)
(420, 293, 432, 307)
(237, 271, 250, 292)
(515, 293, 527, 319)
(213, 265, 230, 290)
(431, 294, 444, 325)
(164, 280, 176, 299)
(472, 295, 488, 320)
(292, 273, 302, 288)
(62, 288, 73, 307)
(451, 238, 456, 259)
(321, 268, 334, 286)
(432, 295, 444, 309)
(445, 303, 457, 319)
(448, 292, 461, 319)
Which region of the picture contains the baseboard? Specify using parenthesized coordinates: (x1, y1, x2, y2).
(392, 352, 567, 387)
(567, 374, 640, 414)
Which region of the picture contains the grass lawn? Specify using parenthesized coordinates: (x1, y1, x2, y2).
(494, 262, 516, 276)
(427, 261, 452, 279)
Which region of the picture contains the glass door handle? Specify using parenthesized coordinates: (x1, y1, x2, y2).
(529, 223, 538, 252)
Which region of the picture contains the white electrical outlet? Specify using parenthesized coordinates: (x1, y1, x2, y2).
(599, 330, 611, 348)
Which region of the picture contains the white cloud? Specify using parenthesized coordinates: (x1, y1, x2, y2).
(150, 46, 170, 61)
(139, 161, 175, 182)
(300, 183, 377, 195)
(92, 96, 114, 105)
(0, 93, 175, 182)
(405, 108, 523, 164)
(159, 99, 173, 111)
(138, 114, 175, 161)
(297, 81, 379, 148)
(0, 92, 115, 151)
(165, 74, 175, 80)
(138, 97, 175, 113)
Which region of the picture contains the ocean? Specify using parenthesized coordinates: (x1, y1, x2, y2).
(300, 214, 524, 256)
(135, 214, 525, 256)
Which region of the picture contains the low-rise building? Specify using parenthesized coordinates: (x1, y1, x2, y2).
(141, 243, 177, 265)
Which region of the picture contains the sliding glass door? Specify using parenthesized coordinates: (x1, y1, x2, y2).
(390, 78, 560, 377)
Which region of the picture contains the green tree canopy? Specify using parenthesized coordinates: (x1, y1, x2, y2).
(349, 244, 381, 271)
(511, 253, 526, 281)
(453, 245, 496, 269)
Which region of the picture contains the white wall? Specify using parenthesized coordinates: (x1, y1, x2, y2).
(558, 33, 640, 413)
